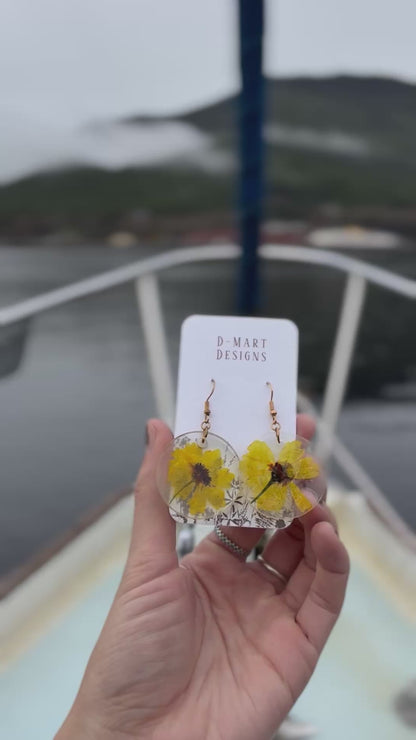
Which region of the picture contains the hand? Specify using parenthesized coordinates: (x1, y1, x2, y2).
(57, 416, 349, 740)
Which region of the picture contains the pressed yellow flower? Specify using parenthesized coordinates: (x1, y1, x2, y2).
(168, 443, 234, 516)
(240, 440, 320, 514)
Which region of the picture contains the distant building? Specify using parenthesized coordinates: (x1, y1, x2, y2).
(308, 225, 404, 250)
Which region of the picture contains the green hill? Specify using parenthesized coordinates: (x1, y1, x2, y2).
(183, 76, 416, 160)
(1, 75, 416, 243)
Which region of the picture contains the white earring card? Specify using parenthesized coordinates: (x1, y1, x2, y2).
(157, 314, 325, 530)
(174, 315, 298, 454)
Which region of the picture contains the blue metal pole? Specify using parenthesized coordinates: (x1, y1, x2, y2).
(237, 0, 265, 315)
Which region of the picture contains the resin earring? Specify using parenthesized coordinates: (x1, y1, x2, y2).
(239, 382, 324, 528)
(157, 380, 240, 524)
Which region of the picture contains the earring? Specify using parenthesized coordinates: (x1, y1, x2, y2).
(157, 380, 240, 524)
(239, 382, 324, 528)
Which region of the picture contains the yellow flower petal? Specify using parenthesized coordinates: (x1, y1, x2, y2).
(168, 444, 203, 486)
(213, 467, 234, 489)
(246, 440, 275, 465)
(179, 443, 203, 465)
(289, 481, 313, 513)
(278, 440, 305, 467)
(168, 462, 192, 494)
(188, 489, 208, 516)
(168, 441, 233, 516)
(206, 486, 226, 510)
(200, 448, 223, 473)
(255, 482, 288, 513)
(240, 440, 274, 492)
(168, 447, 193, 487)
(296, 457, 320, 480)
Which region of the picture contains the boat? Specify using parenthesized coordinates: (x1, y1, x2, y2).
(1, 4, 416, 734)
(0, 243, 415, 739)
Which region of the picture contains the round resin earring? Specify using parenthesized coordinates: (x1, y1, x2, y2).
(239, 382, 325, 528)
(157, 380, 241, 524)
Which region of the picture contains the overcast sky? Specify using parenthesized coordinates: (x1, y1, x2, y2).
(1, 0, 416, 127)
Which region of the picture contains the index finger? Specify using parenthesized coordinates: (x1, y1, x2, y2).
(296, 413, 316, 441)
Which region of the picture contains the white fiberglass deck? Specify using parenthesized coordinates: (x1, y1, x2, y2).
(1, 492, 415, 740)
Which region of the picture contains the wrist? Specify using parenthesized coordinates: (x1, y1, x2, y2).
(55, 699, 153, 740)
(55, 705, 116, 740)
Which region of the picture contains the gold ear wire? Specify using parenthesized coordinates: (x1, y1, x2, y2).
(266, 381, 281, 444)
(200, 379, 215, 444)
(205, 378, 215, 405)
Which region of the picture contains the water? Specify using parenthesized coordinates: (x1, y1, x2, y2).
(0, 245, 415, 580)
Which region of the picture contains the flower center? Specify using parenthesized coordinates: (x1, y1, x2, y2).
(192, 462, 212, 487)
(268, 461, 290, 484)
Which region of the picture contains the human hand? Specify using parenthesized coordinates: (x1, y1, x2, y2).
(56, 415, 349, 740)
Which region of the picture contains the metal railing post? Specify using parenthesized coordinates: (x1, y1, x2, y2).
(298, 390, 416, 552)
(0, 245, 415, 550)
(318, 272, 367, 462)
(135, 273, 175, 425)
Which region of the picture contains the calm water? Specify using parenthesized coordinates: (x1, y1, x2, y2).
(0, 245, 415, 578)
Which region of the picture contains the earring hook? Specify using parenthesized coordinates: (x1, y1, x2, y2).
(205, 378, 215, 404)
(266, 381, 281, 444)
(201, 379, 215, 445)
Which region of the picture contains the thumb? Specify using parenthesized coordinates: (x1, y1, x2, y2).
(125, 419, 177, 584)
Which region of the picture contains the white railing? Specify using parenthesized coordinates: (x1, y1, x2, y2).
(1, 243, 415, 550)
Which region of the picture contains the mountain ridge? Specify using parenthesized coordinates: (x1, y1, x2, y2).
(121, 74, 416, 125)
(1, 74, 416, 244)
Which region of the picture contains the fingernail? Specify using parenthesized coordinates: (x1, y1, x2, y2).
(145, 421, 156, 447)
(144, 423, 150, 447)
